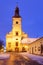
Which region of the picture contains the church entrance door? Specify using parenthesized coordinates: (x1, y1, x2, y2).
(15, 47, 19, 52)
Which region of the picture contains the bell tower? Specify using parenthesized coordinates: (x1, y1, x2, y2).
(12, 6, 22, 35)
(12, 6, 22, 52)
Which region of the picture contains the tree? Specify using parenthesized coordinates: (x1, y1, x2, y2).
(0, 40, 4, 50)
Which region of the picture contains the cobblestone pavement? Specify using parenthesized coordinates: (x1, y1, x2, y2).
(0, 52, 41, 65)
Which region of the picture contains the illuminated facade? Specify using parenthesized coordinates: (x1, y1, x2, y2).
(6, 6, 43, 55)
(6, 6, 28, 52)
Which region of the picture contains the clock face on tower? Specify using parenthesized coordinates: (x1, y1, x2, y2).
(16, 21, 18, 24)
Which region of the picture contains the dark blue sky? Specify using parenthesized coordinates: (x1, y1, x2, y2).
(0, 0, 43, 45)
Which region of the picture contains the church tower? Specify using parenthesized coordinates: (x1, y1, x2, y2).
(6, 6, 28, 52)
(12, 7, 22, 39)
(12, 7, 22, 51)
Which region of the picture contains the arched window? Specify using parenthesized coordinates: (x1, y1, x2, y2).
(16, 32, 18, 36)
(16, 42, 18, 46)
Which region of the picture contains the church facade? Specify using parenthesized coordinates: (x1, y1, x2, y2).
(6, 6, 28, 52)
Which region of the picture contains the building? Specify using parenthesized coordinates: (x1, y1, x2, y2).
(6, 6, 28, 52)
(28, 37, 43, 55)
(6, 6, 43, 55)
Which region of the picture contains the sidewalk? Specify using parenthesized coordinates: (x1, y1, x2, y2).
(0, 53, 10, 59)
(20, 52, 43, 64)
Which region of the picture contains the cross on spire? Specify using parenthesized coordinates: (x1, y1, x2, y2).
(16, 2, 18, 7)
(12, 2, 21, 18)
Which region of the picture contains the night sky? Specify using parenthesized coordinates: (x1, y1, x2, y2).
(0, 0, 43, 46)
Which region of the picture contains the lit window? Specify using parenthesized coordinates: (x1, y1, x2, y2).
(35, 46, 36, 51)
(35, 49, 36, 51)
(38, 47, 40, 51)
(16, 42, 18, 46)
(16, 32, 18, 36)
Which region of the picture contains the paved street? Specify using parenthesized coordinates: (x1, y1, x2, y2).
(0, 52, 41, 65)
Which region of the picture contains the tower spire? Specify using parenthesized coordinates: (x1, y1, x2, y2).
(12, 3, 21, 18)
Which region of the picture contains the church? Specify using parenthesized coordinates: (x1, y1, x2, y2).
(6, 6, 28, 52)
(6, 6, 43, 55)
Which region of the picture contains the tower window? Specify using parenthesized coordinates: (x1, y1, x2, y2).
(16, 21, 18, 24)
(16, 32, 18, 36)
(16, 42, 18, 46)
